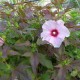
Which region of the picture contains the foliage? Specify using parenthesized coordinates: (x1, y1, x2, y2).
(0, 0, 80, 80)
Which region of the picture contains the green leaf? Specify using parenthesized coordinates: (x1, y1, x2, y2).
(71, 69, 78, 77)
(40, 73, 51, 80)
(39, 53, 53, 69)
(27, 68, 35, 80)
(0, 62, 11, 76)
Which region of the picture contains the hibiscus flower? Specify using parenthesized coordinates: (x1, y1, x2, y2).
(41, 20, 70, 48)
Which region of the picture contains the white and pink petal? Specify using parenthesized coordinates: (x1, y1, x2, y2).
(49, 37, 63, 48)
(57, 25, 70, 38)
(42, 20, 57, 31)
(41, 31, 51, 41)
(57, 20, 64, 26)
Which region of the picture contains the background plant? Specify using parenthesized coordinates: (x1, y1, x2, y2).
(0, 0, 80, 80)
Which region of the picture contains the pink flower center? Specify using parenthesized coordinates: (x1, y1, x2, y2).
(51, 29, 59, 37)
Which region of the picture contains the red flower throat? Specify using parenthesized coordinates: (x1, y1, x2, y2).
(51, 29, 59, 37)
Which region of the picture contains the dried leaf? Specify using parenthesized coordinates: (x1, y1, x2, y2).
(54, 67, 67, 80)
(0, 22, 6, 32)
(42, 9, 52, 20)
(19, 22, 28, 29)
(2, 45, 10, 58)
(15, 41, 31, 47)
(68, 60, 80, 71)
(10, 64, 31, 80)
(30, 53, 39, 74)
(9, 50, 19, 56)
(4, 2, 14, 9)
(23, 52, 32, 57)
(24, 8, 33, 19)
